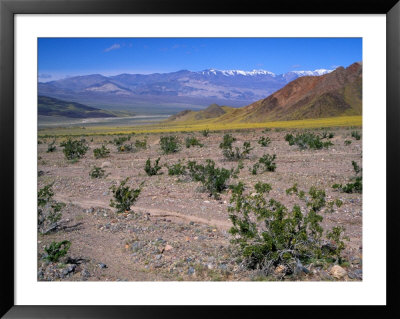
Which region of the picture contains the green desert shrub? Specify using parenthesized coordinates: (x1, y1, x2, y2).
(144, 157, 162, 176)
(60, 138, 89, 160)
(228, 182, 345, 276)
(112, 135, 131, 146)
(109, 178, 143, 213)
(351, 131, 361, 140)
(344, 140, 352, 146)
(93, 145, 110, 159)
(321, 131, 335, 139)
(44, 240, 71, 262)
(187, 159, 231, 199)
(202, 129, 210, 137)
(160, 136, 181, 154)
(250, 154, 277, 174)
(185, 136, 203, 148)
(89, 166, 105, 178)
(47, 140, 56, 153)
(332, 161, 362, 193)
(134, 139, 147, 150)
(167, 161, 187, 176)
(257, 136, 271, 147)
(219, 134, 253, 161)
(284, 132, 333, 150)
(117, 143, 134, 153)
(37, 183, 65, 228)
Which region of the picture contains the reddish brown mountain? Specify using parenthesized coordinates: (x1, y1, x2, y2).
(239, 62, 362, 122)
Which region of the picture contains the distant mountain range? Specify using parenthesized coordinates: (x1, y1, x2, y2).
(167, 62, 362, 124)
(38, 68, 333, 112)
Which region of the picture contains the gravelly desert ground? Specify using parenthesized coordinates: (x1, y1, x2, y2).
(37, 127, 362, 281)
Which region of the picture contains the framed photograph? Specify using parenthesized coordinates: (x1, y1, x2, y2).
(1, 0, 398, 317)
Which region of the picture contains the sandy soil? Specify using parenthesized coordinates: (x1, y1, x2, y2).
(37, 127, 362, 281)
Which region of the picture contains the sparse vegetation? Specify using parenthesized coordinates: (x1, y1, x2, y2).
(47, 140, 56, 153)
(38, 183, 65, 229)
(117, 143, 134, 153)
(344, 140, 352, 146)
(219, 134, 253, 160)
(228, 182, 345, 276)
(160, 136, 181, 154)
(145, 157, 162, 176)
(44, 240, 71, 262)
(202, 129, 210, 137)
(93, 145, 110, 158)
(112, 135, 131, 146)
(258, 136, 271, 147)
(351, 131, 361, 140)
(89, 166, 105, 178)
(109, 178, 143, 213)
(60, 138, 89, 160)
(187, 159, 231, 199)
(284, 132, 333, 150)
(134, 139, 147, 150)
(167, 161, 187, 176)
(185, 136, 203, 148)
(250, 154, 277, 174)
(332, 161, 362, 193)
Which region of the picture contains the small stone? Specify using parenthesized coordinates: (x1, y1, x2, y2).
(81, 269, 90, 278)
(155, 254, 162, 260)
(188, 267, 195, 275)
(164, 244, 173, 251)
(348, 269, 362, 279)
(102, 191, 109, 196)
(330, 265, 347, 279)
(274, 264, 287, 275)
(98, 263, 107, 269)
(351, 257, 362, 265)
(101, 161, 111, 168)
(189, 221, 195, 225)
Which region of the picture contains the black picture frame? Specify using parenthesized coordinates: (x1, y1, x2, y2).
(1, 0, 399, 318)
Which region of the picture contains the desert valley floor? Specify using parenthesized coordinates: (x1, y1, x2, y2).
(37, 127, 362, 281)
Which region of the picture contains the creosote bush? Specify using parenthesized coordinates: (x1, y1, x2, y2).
(344, 140, 352, 146)
(47, 140, 56, 153)
(60, 138, 89, 160)
(332, 161, 362, 193)
(112, 135, 131, 146)
(167, 161, 187, 176)
(202, 129, 210, 137)
(89, 166, 105, 178)
(145, 157, 162, 176)
(134, 139, 147, 150)
(160, 136, 181, 154)
(250, 154, 277, 174)
(284, 132, 333, 150)
(44, 240, 71, 262)
(219, 134, 253, 161)
(187, 159, 231, 199)
(93, 145, 110, 159)
(38, 183, 65, 229)
(185, 136, 203, 148)
(109, 178, 143, 213)
(258, 136, 271, 147)
(351, 131, 361, 140)
(228, 182, 346, 276)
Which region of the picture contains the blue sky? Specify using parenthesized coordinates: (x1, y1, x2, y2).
(38, 38, 362, 81)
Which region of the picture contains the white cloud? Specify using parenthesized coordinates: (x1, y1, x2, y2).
(104, 43, 121, 52)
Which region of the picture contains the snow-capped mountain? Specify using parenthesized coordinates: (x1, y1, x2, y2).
(38, 67, 336, 112)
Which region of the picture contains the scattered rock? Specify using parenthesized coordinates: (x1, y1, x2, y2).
(330, 265, 347, 279)
(164, 244, 173, 251)
(348, 269, 362, 280)
(98, 263, 107, 269)
(274, 264, 287, 275)
(101, 161, 111, 168)
(188, 267, 195, 275)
